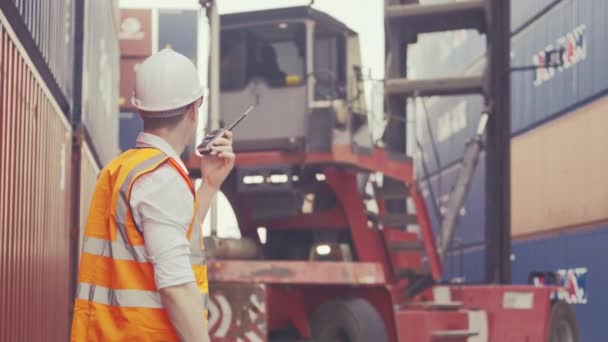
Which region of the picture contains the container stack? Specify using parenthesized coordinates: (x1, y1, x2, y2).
(118, 8, 152, 151)
(0, 1, 120, 340)
(118, 6, 201, 153)
(412, 0, 608, 340)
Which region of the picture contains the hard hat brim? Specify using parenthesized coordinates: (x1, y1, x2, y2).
(131, 88, 204, 113)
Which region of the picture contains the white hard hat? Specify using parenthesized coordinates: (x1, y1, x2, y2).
(131, 48, 204, 113)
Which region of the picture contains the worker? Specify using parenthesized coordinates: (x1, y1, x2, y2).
(71, 48, 233, 342)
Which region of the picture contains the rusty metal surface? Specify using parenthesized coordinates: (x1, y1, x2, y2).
(119, 8, 153, 57)
(208, 260, 386, 285)
(0, 23, 73, 342)
(208, 283, 267, 341)
(204, 237, 263, 260)
(82, 0, 120, 165)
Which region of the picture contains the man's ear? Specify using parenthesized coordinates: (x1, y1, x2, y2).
(188, 103, 197, 123)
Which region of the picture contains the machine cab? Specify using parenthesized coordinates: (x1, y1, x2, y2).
(219, 6, 373, 153)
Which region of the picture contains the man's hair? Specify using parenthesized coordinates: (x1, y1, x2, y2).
(141, 104, 191, 131)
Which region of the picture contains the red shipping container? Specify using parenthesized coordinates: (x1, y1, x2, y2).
(0, 22, 73, 342)
(119, 56, 146, 110)
(119, 9, 153, 57)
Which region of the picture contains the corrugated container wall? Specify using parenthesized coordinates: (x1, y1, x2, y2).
(0, 23, 73, 342)
(415, 94, 485, 177)
(78, 141, 100, 264)
(10, 0, 75, 108)
(511, 96, 608, 237)
(454, 224, 608, 342)
(511, 0, 561, 33)
(510, 226, 606, 342)
(510, 0, 608, 135)
(82, 0, 120, 165)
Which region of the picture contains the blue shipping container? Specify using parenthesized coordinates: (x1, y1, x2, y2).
(158, 9, 198, 61)
(510, 0, 608, 135)
(456, 225, 607, 342)
(512, 229, 602, 342)
(443, 246, 485, 283)
(119, 111, 142, 151)
(419, 152, 486, 246)
(415, 94, 485, 177)
(511, 0, 561, 33)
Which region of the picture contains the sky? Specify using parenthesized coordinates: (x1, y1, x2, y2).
(119, 0, 386, 238)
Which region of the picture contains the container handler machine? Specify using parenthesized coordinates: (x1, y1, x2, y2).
(188, 2, 579, 341)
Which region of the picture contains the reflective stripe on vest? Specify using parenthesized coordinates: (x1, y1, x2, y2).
(82, 235, 207, 265)
(76, 282, 209, 309)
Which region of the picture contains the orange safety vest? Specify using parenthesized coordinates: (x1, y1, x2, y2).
(71, 148, 208, 342)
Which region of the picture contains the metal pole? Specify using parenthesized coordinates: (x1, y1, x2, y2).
(485, 0, 511, 284)
(69, 0, 85, 327)
(208, 0, 220, 237)
(438, 113, 488, 261)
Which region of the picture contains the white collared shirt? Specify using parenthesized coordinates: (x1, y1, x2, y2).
(130, 132, 196, 290)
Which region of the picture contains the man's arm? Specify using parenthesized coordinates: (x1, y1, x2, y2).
(193, 130, 235, 240)
(159, 282, 208, 342)
(131, 166, 210, 342)
(193, 184, 218, 235)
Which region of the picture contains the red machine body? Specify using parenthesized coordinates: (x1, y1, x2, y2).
(187, 147, 567, 342)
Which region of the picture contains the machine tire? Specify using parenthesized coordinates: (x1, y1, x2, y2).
(547, 301, 579, 342)
(310, 298, 388, 342)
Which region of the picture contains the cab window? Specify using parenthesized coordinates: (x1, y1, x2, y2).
(220, 22, 307, 91)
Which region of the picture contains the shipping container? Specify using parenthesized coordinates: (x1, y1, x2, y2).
(119, 110, 143, 151)
(512, 94, 608, 237)
(511, 0, 561, 34)
(158, 9, 198, 62)
(6, 0, 75, 109)
(119, 8, 153, 57)
(452, 224, 607, 342)
(78, 141, 100, 264)
(119, 56, 145, 109)
(443, 245, 485, 284)
(118, 7, 201, 153)
(511, 226, 604, 342)
(510, 0, 608, 135)
(82, 0, 121, 165)
(415, 94, 485, 177)
(0, 22, 73, 341)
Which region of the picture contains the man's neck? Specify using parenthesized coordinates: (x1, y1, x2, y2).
(143, 129, 186, 156)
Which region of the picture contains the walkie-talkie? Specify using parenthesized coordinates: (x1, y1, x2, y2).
(197, 105, 254, 156)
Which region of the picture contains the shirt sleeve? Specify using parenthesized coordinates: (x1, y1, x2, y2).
(130, 163, 196, 290)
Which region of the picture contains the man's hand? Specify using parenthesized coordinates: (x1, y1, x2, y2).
(200, 130, 235, 190)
